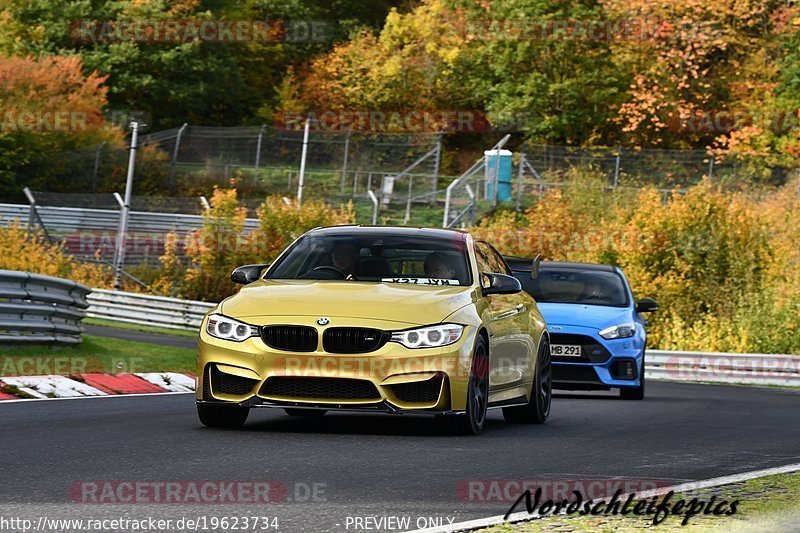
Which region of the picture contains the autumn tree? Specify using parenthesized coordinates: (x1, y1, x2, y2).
(0, 54, 114, 196)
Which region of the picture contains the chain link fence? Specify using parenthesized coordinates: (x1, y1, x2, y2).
(11, 127, 798, 231)
(19, 125, 447, 224)
(443, 142, 797, 227)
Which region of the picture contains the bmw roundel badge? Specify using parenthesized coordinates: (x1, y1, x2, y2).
(317, 317, 329, 326)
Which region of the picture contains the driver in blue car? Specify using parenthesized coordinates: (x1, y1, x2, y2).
(580, 278, 607, 302)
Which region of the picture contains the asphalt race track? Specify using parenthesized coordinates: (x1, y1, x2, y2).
(83, 324, 198, 350)
(2, 381, 800, 532)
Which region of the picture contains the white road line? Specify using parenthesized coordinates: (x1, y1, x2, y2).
(0, 391, 194, 404)
(404, 462, 800, 533)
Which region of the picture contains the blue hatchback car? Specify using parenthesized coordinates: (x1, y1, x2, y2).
(504, 257, 658, 400)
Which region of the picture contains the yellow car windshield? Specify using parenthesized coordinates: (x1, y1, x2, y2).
(267, 232, 472, 286)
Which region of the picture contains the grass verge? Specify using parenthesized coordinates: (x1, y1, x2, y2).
(485, 470, 800, 532)
(83, 317, 198, 338)
(0, 334, 195, 375)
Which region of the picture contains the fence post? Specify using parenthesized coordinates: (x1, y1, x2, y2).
(91, 141, 106, 193)
(466, 184, 476, 226)
(708, 154, 715, 181)
(341, 130, 351, 195)
(168, 123, 187, 189)
(613, 148, 621, 188)
(114, 122, 139, 291)
(253, 125, 266, 186)
(297, 116, 310, 206)
(403, 175, 414, 224)
(516, 149, 525, 212)
(432, 133, 443, 203)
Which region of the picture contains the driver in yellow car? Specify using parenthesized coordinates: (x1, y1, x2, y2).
(331, 242, 359, 278)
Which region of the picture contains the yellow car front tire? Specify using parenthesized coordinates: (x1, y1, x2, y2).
(438, 335, 489, 435)
(197, 403, 250, 428)
(503, 338, 552, 424)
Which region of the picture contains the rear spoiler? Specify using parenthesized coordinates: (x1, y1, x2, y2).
(530, 254, 541, 279)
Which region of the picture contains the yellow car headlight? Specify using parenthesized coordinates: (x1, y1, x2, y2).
(390, 324, 463, 349)
(206, 313, 258, 342)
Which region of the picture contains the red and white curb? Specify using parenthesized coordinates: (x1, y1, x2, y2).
(0, 372, 195, 401)
(135, 372, 196, 392)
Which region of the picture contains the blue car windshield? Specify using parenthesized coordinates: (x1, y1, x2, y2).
(515, 268, 629, 307)
(267, 233, 472, 286)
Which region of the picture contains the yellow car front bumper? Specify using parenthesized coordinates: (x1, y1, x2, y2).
(196, 317, 479, 413)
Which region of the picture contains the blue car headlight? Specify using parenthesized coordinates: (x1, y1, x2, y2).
(599, 322, 636, 340)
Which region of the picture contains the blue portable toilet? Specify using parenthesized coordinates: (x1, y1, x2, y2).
(484, 149, 513, 202)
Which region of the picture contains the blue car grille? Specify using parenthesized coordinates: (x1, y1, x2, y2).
(549, 333, 612, 363)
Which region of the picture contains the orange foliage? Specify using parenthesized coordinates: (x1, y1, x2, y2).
(0, 220, 114, 288)
(0, 55, 108, 136)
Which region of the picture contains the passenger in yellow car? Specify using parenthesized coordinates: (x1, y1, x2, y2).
(424, 252, 456, 280)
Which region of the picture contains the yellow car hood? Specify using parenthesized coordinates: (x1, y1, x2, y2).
(219, 280, 476, 326)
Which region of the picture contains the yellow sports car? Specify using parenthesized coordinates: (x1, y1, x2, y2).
(196, 226, 551, 434)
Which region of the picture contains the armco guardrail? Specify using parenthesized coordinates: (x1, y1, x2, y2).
(646, 350, 800, 387)
(0, 203, 260, 268)
(0, 270, 92, 345)
(86, 289, 214, 330)
(83, 288, 800, 388)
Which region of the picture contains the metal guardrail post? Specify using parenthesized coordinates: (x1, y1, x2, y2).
(613, 148, 621, 188)
(111, 192, 125, 273)
(367, 190, 379, 225)
(114, 122, 139, 291)
(22, 188, 52, 243)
